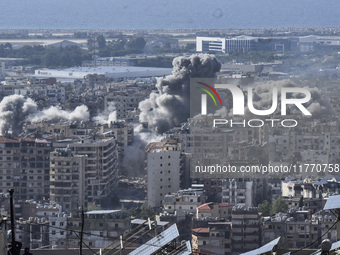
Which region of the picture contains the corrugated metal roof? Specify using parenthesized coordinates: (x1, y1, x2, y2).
(85, 210, 121, 214)
(240, 237, 281, 255)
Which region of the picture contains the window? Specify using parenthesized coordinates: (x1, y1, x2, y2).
(115, 223, 118, 228)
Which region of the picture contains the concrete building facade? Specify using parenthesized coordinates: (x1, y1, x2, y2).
(50, 149, 87, 212)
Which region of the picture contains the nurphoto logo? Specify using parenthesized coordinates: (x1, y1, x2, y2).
(190, 78, 312, 128)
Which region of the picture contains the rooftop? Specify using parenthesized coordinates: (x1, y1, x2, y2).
(192, 227, 209, 234)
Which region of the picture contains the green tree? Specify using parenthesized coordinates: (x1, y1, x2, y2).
(87, 38, 95, 51)
(87, 203, 102, 211)
(126, 36, 146, 52)
(129, 204, 155, 219)
(140, 205, 155, 219)
(258, 200, 272, 216)
(271, 197, 289, 215)
(97, 35, 106, 49)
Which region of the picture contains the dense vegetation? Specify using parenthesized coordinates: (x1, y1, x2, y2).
(0, 43, 91, 68)
(88, 35, 147, 57)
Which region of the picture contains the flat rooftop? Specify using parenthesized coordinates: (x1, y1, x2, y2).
(34, 65, 172, 81)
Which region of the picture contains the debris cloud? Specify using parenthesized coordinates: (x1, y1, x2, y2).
(139, 54, 221, 134)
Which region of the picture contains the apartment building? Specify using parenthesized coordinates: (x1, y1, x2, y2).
(146, 138, 186, 208)
(51, 210, 130, 248)
(222, 178, 267, 207)
(100, 121, 133, 174)
(163, 188, 204, 217)
(231, 206, 261, 254)
(104, 94, 144, 122)
(69, 138, 118, 207)
(263, 210, 320, 250)
(196, 202, 233, 221)
(192, 222, 232, 255)
(0, 137, 52, 201)
(50, 149, 87, 212)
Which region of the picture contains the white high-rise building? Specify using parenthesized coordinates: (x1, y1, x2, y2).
(146, 139, 185, 208)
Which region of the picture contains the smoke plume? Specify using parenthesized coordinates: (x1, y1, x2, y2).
(30, 105, 90, 123)
(139, 54, 221, 134)
(0, 95, 90, 136)
(93, 102, 117, 125)
(0, 95, 37, 136)
(122, 124, 164, 176)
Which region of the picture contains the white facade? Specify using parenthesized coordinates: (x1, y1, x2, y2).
(196, 36, 226, 53)
(147, 148, 182, 208)
(222, 179, 254, 207)
(196, 35, 257, 53)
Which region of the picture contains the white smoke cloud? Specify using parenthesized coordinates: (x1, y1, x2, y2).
(0, 94, 90, 136)
(122, 124, 164, 176)
(30, 105, 90, 123)
(93, 102, 117, 125)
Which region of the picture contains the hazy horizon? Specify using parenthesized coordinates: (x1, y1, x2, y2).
(0, 0, 339, 30)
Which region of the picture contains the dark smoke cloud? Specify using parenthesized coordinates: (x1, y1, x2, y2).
(0, 95, 37, 136)
(139, 54, 221, 133)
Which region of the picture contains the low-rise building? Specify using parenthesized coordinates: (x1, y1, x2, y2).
(192, 222, 232, 255)
(196, 202, 233, 221)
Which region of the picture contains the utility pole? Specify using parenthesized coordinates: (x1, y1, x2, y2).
(79, 207, 84, 255)
(7, 189, 21, 255)
(9, 189, 15, 247)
